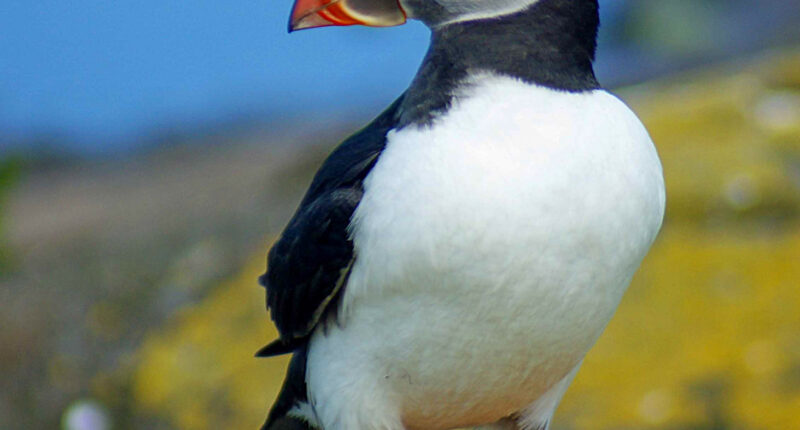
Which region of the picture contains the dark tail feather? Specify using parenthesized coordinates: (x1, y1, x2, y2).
(262, 343, 313, 429)
(256, 338, 301, 358)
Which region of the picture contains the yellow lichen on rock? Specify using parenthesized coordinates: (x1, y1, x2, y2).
(133, 251, 288, 429)
(559, 224, 800, 429)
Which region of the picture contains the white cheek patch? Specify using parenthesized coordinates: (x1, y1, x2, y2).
(433, 0, 541, 27)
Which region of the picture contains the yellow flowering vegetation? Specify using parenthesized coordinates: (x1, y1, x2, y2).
(133, 258, 285, 429)
(132, 48, 800, 429)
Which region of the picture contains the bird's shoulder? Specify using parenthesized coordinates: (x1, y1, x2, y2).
(301, 94, 406, 203)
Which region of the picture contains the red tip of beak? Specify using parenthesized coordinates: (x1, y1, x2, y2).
(288, 0, 406, 32)
(289, 0, 360, 32)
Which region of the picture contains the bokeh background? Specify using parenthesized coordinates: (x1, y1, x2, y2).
(2, 1, 800, 429)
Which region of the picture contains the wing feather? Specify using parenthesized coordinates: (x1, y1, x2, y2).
(259, 96, 404, 351)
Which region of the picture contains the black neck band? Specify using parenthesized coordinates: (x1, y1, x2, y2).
(398, 0, 600, 127)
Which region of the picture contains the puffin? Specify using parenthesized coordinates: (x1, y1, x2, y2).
(258, 0, 666, 429)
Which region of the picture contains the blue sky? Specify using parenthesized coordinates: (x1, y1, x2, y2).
(0, 0, 434, 151)
(6, 0, 791, 153)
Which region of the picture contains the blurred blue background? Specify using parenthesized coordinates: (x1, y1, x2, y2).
(2, 0, 799, 154)
(2, 1, 800, 430)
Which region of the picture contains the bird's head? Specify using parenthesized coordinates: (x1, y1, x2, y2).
(288, 0, 581, 31)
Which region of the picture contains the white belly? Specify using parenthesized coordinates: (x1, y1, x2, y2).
(306, 77, 666, 430)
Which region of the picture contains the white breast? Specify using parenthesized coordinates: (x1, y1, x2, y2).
(305, 76, 666, 430)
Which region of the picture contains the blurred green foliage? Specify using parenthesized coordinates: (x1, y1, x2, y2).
(0, 156, 22, 273)
(127, 48, 800, 429)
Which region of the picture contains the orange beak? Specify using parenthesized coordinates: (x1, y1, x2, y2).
(288, 0, 407, 31)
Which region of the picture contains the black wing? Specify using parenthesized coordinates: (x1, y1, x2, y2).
(259, 95, 404, 354)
